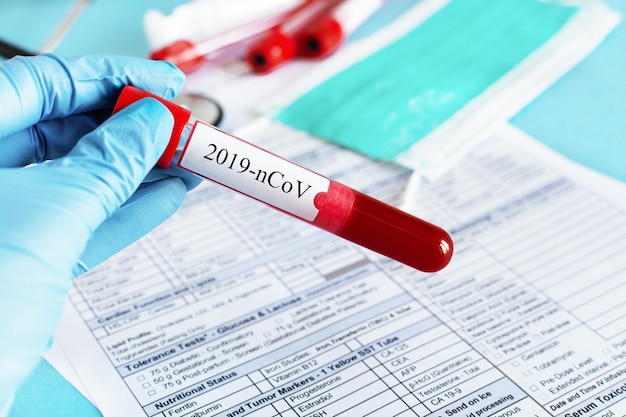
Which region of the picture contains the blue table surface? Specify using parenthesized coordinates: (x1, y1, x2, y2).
(1, 0, 625, 416)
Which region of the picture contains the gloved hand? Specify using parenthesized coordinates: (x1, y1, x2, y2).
(0, 54, 197, 415)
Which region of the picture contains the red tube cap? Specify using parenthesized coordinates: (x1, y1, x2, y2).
(246, 29, 298, 74)
(296, 15, 344, 58)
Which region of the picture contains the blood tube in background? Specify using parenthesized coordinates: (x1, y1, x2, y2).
(149, 0, 331, 74)
(296, 0, 385, 58)
(149, 11, 289, 74)
(113, 86, 454, 272)
(245, 0, 345, 74)
(246, 0, 383, 73)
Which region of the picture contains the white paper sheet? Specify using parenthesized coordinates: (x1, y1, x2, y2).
(49, 119, 626, 417)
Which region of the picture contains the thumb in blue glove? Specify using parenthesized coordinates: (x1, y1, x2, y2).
(0, 54, 193, 415)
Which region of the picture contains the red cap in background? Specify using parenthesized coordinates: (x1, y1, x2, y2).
(245, 29, 298, 74)
(296, 14, 343, 58)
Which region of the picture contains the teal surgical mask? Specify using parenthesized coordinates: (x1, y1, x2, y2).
(274, 0, 581, 172)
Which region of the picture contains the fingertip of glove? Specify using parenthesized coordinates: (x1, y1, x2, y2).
(111, 97, 176, 152)
(39, 53, 186, 102)
(45, 98, 180, 228)
(138, 96, 176, 120)
(112, 95, 173, 118)
(1, 54, 187, 119)
(149, 60, 186, 99)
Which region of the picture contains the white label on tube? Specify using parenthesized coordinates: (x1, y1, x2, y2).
(178, 121, 330, 221)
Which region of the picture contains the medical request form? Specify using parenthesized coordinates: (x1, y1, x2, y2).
(51, 120, 626, 417)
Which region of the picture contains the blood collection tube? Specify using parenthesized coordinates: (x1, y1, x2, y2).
(149, 12, 288, 74)
(245, 0, 345, 74)
(113, 86, 453, 272)
(296, 0, 385, 58)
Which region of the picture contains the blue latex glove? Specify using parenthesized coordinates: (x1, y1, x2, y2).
(0, 54, 196, 415)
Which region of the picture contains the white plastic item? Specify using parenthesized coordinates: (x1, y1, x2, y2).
(332, 0, 385, 36)
(144, 0, 302, 50)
